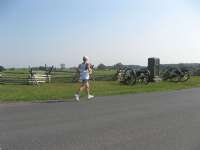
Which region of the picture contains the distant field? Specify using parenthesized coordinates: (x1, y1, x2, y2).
(1, 76, 200, 102)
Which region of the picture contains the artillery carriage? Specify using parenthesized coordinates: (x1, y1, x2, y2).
(162, 67, 190, 82)
(117, 67, 150, 85)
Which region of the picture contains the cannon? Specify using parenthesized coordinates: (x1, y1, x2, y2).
(117, 68, 150, 85)
(162, 67, 190, 82)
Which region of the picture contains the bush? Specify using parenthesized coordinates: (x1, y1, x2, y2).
(0, 66, 5, 72)
(97, 63, 107, 70)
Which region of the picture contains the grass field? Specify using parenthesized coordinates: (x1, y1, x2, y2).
(1, 76, 200, 102)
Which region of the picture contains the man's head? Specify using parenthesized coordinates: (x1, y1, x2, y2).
(83, 56, 89, 62)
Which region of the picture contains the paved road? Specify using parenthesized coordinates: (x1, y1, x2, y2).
(1, 88, 200, 150)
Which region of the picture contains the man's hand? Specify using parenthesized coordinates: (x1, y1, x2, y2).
(88, 64, 93, 75)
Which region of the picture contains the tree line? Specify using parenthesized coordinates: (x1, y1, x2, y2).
(1, 63, 200, 76)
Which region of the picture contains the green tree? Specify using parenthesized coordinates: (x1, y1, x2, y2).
(113, 62, 124, 70)
(97, 63, 107, 70)
(0, 66, 5, 72)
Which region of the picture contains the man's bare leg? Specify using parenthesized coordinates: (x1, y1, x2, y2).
(75, 84, 85, 101)
(86, 82, 94, 99)
(85, 82, 90, 96)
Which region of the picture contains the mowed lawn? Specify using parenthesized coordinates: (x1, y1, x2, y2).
(1, 76, 200, 102)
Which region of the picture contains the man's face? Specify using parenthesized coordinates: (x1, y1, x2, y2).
(83, 58, 88, 63)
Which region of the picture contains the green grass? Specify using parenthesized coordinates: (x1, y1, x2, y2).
(1, 76, 200, 102)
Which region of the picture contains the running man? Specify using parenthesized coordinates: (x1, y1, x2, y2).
(74, 56, 94, 101)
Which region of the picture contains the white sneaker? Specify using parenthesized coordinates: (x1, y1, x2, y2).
(74, 94, 80, 101)
(88, 94, 94, 100)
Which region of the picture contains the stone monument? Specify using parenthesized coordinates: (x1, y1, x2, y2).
(148, 57, 161, 82)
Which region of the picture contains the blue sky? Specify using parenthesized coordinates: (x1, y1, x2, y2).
(0, 0, 200, 67)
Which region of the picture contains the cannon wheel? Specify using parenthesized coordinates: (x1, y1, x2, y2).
(123, 68, 136, 85)
(143, 70, 150, 85)
(180, 71, 190, 82)
(143, 74, 150, 85)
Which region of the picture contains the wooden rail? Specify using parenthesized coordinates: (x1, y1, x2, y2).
(28, 74, 51, 85)
(0, 71, 115, 85)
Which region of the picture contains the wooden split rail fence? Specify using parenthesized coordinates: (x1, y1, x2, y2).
(0, 71, 115, 85)
(28, 74, 51, 85)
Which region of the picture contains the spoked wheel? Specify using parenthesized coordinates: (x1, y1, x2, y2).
(123, 68, 136, 85)
(143, 71, 150, 85)
(180, 71, 190, 82)
(126, 74, 136, 85)
(137, 71, 150, 85)
(143, 76, 150, 84)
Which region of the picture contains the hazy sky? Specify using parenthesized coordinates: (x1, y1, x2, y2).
(0, 0, 200, 68)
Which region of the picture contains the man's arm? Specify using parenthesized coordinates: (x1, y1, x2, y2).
(87, 63, 93, 75)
